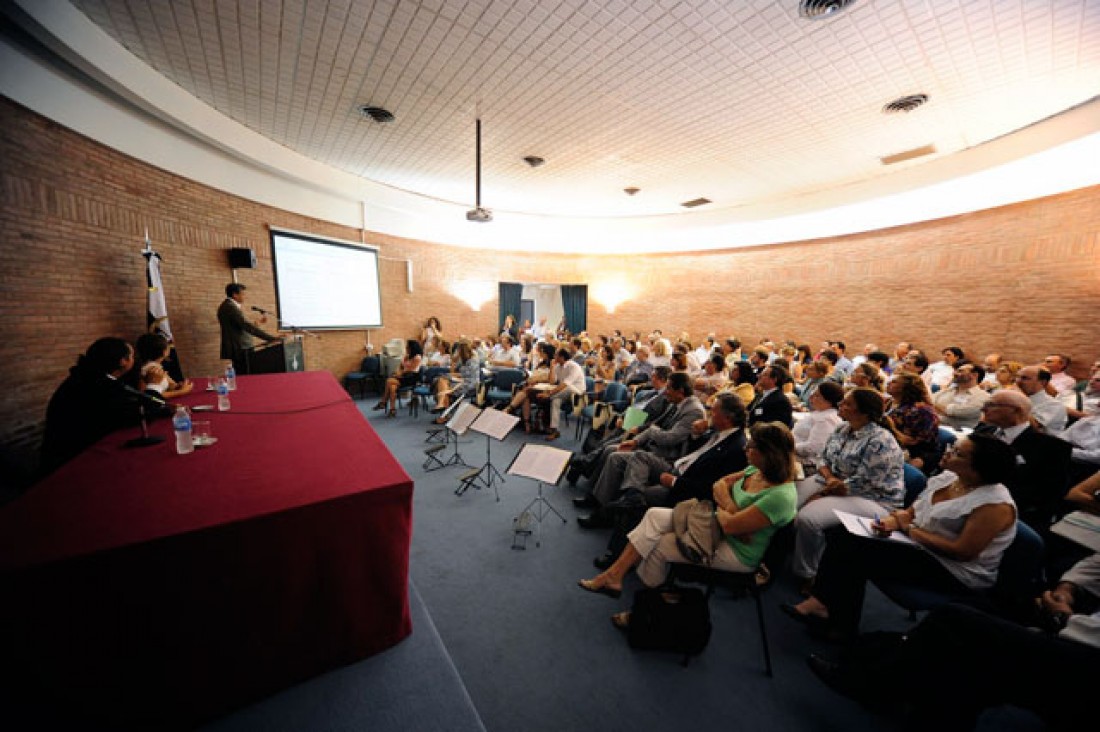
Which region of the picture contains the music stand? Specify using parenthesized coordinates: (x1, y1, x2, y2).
(458, 408, 520, 500)
(424, 399, 475, 472)
(506, 443, 571, 549)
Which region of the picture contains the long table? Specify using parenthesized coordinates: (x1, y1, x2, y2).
(0, 371, 413, 727)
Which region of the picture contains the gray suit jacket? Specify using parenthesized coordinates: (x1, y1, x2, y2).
(218, 299, 278, 360)
(636, 395, 705, 460)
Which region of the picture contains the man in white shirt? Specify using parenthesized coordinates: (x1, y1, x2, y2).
(1062, 414, 1100, 470)
(980, 352, 1002, 390)
(488, 335, 522, 371)
(1016, 365, 1069, 433)
(531, 348, 586, 440)
(932, 361, 990, 430)
(851, 343, 877, 368)
(694, 335, 717, 367)
(1066, 372, 1100, 421)
(888, 341, 912, 373)
(924, 346, 963, 393)
(530, 316, 549, 340)
(1043, 354, 1078, 395)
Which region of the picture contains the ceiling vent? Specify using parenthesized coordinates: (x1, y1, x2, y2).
(798, 0, 858, 20)
(880, 144, 936, 166)
(523, 156, 545, 168)
(623, 187, 640, 196)
(680, 197, 712, 209)
(358, 105, 394, 123)
(882, 94, 929, 114)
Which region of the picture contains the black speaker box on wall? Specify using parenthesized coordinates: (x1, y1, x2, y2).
(228, 248, 256, 269)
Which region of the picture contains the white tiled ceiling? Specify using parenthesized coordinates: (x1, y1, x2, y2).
(69, 0, 1100, 217)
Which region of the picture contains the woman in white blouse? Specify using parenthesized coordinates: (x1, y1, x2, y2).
(783, 433, 1017, 639)
(793, 380, 844, 473)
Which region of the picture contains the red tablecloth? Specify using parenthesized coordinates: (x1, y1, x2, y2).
(0, 372, 413, 727)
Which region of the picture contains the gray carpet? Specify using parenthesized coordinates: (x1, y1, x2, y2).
(365, 401, 912, 732)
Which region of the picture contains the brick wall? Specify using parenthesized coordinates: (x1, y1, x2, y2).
(2, 96, 1099, 480)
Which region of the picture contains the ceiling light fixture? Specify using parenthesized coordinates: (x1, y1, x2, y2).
(798, 0, 858, 20)
(357, 105, 395, 123)
(882, 94, 930, 114)
(680, 197, 712, 209)
(466, 118, 492, 223)
(623, 187, 640, 196)
(523, 156, 545, 168)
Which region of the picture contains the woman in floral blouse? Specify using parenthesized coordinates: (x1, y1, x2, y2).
(791, 388, 906, 587)
(886, 371, 941, 474)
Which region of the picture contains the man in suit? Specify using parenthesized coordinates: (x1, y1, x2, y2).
(592, 393, 750, 567)
(974, 389, 1072, 531)
(217, 283, 282, 374)
(747, 364, 794, 428)
(568, 366, 672, 485)
(577, 372, 704, 528)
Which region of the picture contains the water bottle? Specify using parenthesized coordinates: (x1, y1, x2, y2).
(217, 380, 231, 411)
(173, 406, 194, 454)
(225, 362, 237, 391)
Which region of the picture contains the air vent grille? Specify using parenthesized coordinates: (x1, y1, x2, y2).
(882, 94, 929, 114)
(798, 0, 858, 21)
(358, 105, 394, 123)
(681, 198, 712, 209)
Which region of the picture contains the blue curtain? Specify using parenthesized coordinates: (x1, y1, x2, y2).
(498, 282, 522, 339)
(560, 285, 587, 334)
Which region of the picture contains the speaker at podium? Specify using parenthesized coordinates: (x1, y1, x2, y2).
(245, 339, 304, 374)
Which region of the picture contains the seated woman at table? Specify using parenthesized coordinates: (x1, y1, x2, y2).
(41, 337, 149, 474)
(885, 371, 941, 473)
(374, 339, 422, 417)
(135, 333, 193, 399)
(576, 422, 798, 623)
(792, 388, 906, 588)
(432, 340, 481, 421)
(783, 434, 1017, 640)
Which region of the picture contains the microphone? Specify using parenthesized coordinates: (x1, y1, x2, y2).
(121, 383, 169, 407)
(251, 306, 270, 315)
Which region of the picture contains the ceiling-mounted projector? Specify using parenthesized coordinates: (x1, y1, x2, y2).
(466, 207, 493, 222)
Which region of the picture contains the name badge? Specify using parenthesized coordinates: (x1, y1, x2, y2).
(755, 408, 763, 415)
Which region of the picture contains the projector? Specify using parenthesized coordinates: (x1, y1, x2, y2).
(465, 207, 493, 223)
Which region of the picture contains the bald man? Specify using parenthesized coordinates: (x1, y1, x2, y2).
(1016, 365, 1068, 434)
(974, 389, 1072, 531)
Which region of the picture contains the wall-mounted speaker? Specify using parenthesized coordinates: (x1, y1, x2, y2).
(228, 248, 256, 269)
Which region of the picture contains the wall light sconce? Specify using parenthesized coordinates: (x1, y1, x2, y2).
(451, 279, 495, 312)
(591, 277, 635, 315)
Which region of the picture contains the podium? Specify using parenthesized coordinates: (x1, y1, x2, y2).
(246, 339, 304, 374)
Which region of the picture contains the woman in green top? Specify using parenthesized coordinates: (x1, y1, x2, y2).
(578, 422, 799, 603)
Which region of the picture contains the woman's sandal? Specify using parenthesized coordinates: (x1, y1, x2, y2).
(386, 408, 397, 418)
(610, 611, 631, 631)
(577, 578, 622, 599)
(372, 402, 386, 411)
(545, 429, 561, 441)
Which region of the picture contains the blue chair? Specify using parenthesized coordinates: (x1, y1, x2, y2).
(410, 366, 452, 417)
(902, 463, 928, 507)
(344, 355, 382, 398)
(484, 368, 526, 408)
(874, 521, 1045, 621)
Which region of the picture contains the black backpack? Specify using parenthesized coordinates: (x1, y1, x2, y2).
(627, 587, 711, 665)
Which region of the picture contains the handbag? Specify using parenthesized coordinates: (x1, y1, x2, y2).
(627, 586, 711, 663)
(671, 498, 722, 565)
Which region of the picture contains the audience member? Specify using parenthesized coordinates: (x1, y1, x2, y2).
(374, 339, 423, 417)
(792, 388, 906, 587)
(747, 365, 794, 427)
(885, 371, 941, 473)
(793, 380, 844, 474)
(783, 434, 1017, 640)
(925, 346, 963, 392)
(1043, 353, 1077, 395)
(577, 422, 798, 625)
(931, 360, 990, 430)
(134, 333, 193, 399)
(1016, 365, 1068, 433)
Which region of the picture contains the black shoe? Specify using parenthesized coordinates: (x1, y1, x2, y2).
(577, 513, 613, 530)
(605, 491, 646, 510)
(565, 466, 582, 486)
(573, 495, 598, 509)
(593, 552, 615, 570)
(807, 654, 860, 700)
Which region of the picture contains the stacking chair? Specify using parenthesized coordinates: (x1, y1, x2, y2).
(902, 463, 928, 507)
(344, 355, 382, 399)
(668, 563, 775, 677)
(873, 521, 1045, 622)
(484, 368, 526, 408)
(410, 366, 452, 418)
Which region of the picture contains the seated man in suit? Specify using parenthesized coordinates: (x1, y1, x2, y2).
(747, 364, 794, 428)
(568, 367, 671, 484)
(576, 372, 704, 528)
(1016, 365, 1069, 433)
(591, 393, 750, 569)
(974, 389, 1072, 531)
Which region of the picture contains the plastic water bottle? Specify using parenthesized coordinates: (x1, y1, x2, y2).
(173, 406, 194, 454)
(225, 362, 237, 391)
(217, 381, 231, 411)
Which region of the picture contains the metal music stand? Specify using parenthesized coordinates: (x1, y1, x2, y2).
(458, 408, 520, 500)
(507, 443, 571, 549)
